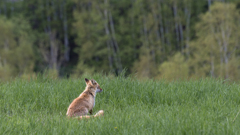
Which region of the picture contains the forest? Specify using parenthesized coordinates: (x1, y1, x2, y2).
(1, 0, 240, 81)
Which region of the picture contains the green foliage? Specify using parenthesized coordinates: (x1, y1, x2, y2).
(0, 16, 35, 80)
(19, 0, 74, 74)
(132, 45, 158, 79)
(2, 0, 240, 81)
(159, 53, 189, 81)
(189, 2, 240, 80)
(1, 76, 240, 134)
(73, 1, 109, 75)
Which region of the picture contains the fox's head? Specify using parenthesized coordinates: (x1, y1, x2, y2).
(85, 78, 103, 93)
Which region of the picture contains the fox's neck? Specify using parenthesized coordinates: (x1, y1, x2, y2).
(83, 86, 96, 97)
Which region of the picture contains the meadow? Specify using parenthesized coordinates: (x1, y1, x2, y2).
(1, 74, 240, 135)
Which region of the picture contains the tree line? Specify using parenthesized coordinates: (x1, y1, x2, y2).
(0, 0, 240, 81)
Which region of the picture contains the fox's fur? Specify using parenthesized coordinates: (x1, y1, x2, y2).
(66, 78, 104, 119)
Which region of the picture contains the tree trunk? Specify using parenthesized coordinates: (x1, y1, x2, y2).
(4, 1, 7, 16)
(179, 21, 184, 53)
(130, 0, 138, 60)
(208, 0, 215, 77)
(173, 2, 180, 50)
(184, 6, 191, 58)
(165, 20, 171, 47)
(157, 0, 165, 52)
(150, 0, 160, 43)
(103, 0, 113, 71)
(142, 8, 150, 77)
(11, 0, 14, 15)
(3, 38, 9, 65)
(208, 0, 211, 9)
(51, 0, 57, 20)
(45, 0, 60, 71)
(109, 11, 122, 73)
(50, 31, 58, 70)
(62, 0, 70, 61)
(221, 24, 231, 79)
(46, 0, 53, 69)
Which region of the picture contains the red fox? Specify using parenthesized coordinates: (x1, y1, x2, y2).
(66, 78, 104, 119)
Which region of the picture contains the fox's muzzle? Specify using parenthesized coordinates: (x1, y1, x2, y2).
(96, 88, 103, 93)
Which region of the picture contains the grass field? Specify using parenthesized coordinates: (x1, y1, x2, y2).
(1, 74, 240, 134)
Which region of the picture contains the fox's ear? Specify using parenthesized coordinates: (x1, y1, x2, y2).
(85, 78, 89, 83)
(91, 79, 96, 85)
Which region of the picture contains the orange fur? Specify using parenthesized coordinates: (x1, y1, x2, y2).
(66, 78, 103, 119)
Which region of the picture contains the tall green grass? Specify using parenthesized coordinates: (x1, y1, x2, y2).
(1, 74, 240, 134)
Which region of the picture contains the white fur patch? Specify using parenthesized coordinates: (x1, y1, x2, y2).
(96, 88, 101, 92)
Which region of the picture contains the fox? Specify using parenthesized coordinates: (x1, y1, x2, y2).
(66, 78, 104, 119)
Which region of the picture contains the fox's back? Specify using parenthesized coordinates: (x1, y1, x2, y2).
(66, 78, 102, 117)
(66, 92, 94, 116)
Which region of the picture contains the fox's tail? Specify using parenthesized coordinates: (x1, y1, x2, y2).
(78, 110, 104, 120)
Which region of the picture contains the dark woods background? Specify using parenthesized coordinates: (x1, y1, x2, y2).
(1, 0, 240, 81)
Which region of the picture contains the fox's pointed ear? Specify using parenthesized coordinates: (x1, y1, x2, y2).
(91, 79, 96, 85)
(85, 78, 89, 83)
